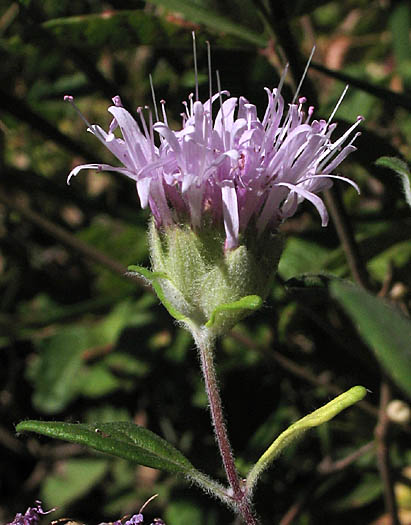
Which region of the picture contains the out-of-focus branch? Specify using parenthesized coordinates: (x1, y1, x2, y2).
(253, 0, 318, 107)
(0, 187, 145, 286)
(229, 329, 378, 418)
(311, 61, 411, 111)
(0, 88, 91, 159)
(279, 441, 375, 525)
(375, 380, 400, 525)
(324, 186, 372, 290)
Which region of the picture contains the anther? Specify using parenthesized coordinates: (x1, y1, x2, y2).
(112, 95, 123, 107)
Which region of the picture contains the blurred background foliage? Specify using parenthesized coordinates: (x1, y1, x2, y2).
(1, 0, 411, 523)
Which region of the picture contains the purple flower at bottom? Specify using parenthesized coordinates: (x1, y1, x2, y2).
(65, 68, 361, 251)
(124, 514, 144, 525)
(6, 501, 55, 525)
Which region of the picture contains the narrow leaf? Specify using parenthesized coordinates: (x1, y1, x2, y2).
(17, 420, 193, 474)
(246, 386, 367, 494)
(16, 420, 230, 505)
(331, 280, 411, 398)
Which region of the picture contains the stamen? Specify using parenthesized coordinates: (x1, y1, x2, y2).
(192, 31, 199, 102)
(137, 106, 150, 141)
(139, 494, 159, 514)
(180, 112, 187, 126)
(149, 74, 160, 122)
(206, 40, 213, 137)
(305, 105, 314, 124)
(206, 41, 212, 105)
(160, 99, 168, 125)
(318, 118, 363, 169)
(277, 63, 289, 97)
(182, 100, 190, 118)
(216, 70, 227, 150)
(292, 45, 316, 104)
(64, 95, 92, 129)
(327, 84, 349, 126)
(188, 93, 194, 116)
(147, 106, 155, 159)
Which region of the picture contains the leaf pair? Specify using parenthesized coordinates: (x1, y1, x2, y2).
(16, 383, 366, 507)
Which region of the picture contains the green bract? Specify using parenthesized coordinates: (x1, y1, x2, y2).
(130, 219, 284, 338)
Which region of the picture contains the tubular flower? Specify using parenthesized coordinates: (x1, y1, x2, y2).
(65, 70, 361, 336)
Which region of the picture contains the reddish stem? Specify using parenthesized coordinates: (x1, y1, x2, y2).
(195, 331, 258, 525)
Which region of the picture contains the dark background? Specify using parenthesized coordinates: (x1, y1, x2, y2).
(1, 0, 411, 523)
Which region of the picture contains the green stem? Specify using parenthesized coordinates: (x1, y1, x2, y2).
(187, 470, 235, 508)
(194, 329, 258, 525)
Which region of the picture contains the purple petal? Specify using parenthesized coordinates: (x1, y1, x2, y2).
(277, 182, 329, 225)
(221, 181, 240, 250)
(305, 173, 360, 194)
(67, 163, 137, 185)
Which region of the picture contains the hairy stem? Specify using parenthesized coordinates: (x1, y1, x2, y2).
(194, 329, 258, 525)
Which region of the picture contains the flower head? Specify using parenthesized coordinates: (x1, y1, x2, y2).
(65, 51, 361, 336)
(66, 71, 361, 251)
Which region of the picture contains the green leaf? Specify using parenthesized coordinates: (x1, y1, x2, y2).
(329, 473, 382, 511)
(17, 420, 193, 473)
(164, 500, 205, 523)
(29, 299, 153, 413)
(30, 326, 87, 414)
(128, 265, 189, 322)
(246, 386, 367, 494)
(278, 238, 332, 280)
(79, 364, 124, 398)
(41, 458, 108, 508)
(331, 280, 411, 398)
(145, 0, 267, 47)
(367, 240, 411, 283)
(389, 2, 411, 69)
(376, 156, 411, 208)
(205, 295, 263, 328)
(16, 420, 230, 505)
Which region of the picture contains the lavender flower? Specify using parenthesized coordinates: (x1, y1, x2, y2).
(6, 501, 54, 525)
(65, 54, 362, 336)
(65, 74, 361, 251)
(123, 514, 144, 525)
(99, 512, 164, 525)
